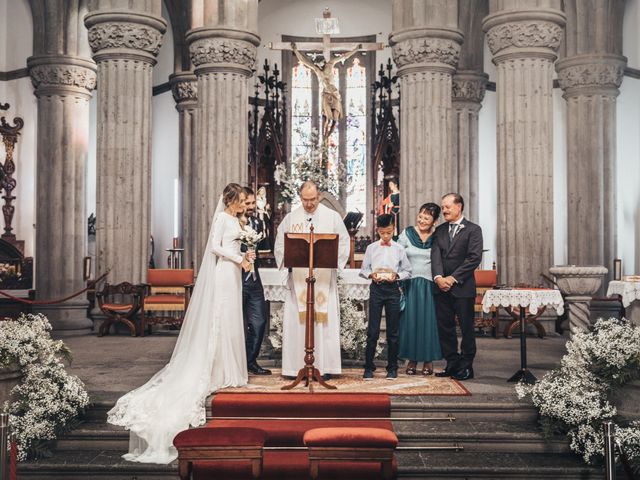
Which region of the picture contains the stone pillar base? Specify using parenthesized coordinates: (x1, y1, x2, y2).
(38, 301, 93, 336)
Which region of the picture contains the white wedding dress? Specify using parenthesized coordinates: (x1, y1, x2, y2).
(107, 200, 248, 464)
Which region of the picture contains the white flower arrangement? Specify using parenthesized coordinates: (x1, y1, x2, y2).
(516, 317, 640, 467)
(1, 313, 90, 460)
(274, 128, 343, 206)
(268, 275, 383, 360)
(237, 226, 264, 249)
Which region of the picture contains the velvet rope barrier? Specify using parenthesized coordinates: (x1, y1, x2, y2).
(9, 435, 17, 480)
(0, 270, 110, 305)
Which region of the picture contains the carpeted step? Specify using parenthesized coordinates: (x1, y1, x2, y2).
(192, 449, 398, 480)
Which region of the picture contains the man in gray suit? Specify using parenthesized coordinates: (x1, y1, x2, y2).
(431, 193, 483, 381)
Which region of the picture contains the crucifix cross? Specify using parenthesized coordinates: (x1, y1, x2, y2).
(268, 8, 384, 141)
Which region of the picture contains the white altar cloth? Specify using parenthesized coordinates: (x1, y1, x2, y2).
(260, 268, 370, 302)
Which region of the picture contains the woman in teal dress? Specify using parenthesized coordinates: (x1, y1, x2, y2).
(398, 203, 442, 375)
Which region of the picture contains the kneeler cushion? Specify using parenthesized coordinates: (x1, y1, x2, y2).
(173, 426, 266, 448)
(304, 427, 398, 449)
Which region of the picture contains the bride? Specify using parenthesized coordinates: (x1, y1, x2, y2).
(107, 183, 255, 464)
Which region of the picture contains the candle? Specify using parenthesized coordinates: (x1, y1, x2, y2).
(173, 178, 179, 238)
(613, 258, 622, 281)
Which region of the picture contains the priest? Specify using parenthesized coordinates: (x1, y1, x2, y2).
(274, 180, 350, 379)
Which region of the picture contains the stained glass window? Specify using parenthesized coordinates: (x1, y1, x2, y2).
(289, 54, 370, 226)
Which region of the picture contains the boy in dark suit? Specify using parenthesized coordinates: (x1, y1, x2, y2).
(431, 193, 483, 381)
(360, 214, 412, 380)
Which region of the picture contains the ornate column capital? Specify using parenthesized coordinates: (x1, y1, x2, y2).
(84, 11, 167, 64)
(452, 71, 489, 104)
(186, 28, 260, 76)
(390, 28, 463, 76)
(483, 9, 565, 63)
(556, 54, 627, 98)
(170, 72, 198, 110)
(27, 55, 97, 98)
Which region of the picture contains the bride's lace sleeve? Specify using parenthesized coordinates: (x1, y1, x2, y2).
(211, 215, 243, 264)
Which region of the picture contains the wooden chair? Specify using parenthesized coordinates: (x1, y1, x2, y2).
(474, 267, 499, 337)
(141, 268, 194, 336)
(96, 282, 145, 337)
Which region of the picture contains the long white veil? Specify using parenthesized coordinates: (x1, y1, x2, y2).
(107, 197, 226, 464)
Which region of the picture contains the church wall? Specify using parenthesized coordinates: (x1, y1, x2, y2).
(150, 0, 179, 269)
(151, 90, 179, 268)
(0, 0, 36, 258)
(477, 88, 497, 270)
(619, 0, 640, 275)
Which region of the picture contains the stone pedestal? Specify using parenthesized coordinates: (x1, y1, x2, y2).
(85, 9, 167, 284)
(186, 26, 259, 266)
(549, 265, 608, 335)
(483, 8, 565, 286)
(170, 72, 198, 270)
(28, 55, 96, 335)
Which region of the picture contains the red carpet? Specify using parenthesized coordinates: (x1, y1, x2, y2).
(191, 393, 396, 479)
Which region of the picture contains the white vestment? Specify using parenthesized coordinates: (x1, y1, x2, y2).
(274, 203, 350, 376)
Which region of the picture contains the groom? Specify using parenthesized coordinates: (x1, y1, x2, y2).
(242, 187, 271, 375)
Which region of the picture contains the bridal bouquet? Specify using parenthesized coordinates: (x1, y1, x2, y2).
(237, 226, 264, 274)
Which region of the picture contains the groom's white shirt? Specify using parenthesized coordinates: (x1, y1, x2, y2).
(274, 203, 350, 376)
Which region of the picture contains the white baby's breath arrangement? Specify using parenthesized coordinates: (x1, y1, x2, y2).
(274, 128, 343, 206)
(516, 317, 640, 468)
(268, 275, 382, 360)
(1, 313, 90, 460)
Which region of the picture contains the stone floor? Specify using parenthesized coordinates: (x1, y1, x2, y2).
(62, 329, 570, 403)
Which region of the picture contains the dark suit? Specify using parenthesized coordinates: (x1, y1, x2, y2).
(242, 216, 268, 368)
(431, 218, 483, 372)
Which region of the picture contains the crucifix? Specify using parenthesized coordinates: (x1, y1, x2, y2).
(268, 8, 383, 142)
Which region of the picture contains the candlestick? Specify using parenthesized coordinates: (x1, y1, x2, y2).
(613, 258, 622, 281)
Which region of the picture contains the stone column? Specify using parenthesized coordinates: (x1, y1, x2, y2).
(556, 1, 626, 273)
(187, 0, 259, 265)
(483, 7, 565, 285)
(453, 0, 488, 222)
(170, 72, 198, 270)
(84, 7, 166, 284)
(390, 1, 463, 228)
(452, 72, 488, 222)
(27, 55, 96, 335)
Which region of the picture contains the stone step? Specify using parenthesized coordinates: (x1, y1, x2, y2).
(396, 450, 604, 479)
(17, 449, 605, 480)
(394, 420, 569, 453)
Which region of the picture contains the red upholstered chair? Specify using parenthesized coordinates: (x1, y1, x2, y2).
(303, 427, 398, 480)
(173, 426, 266, 480)
(474, 267, 499, 337)
(141, 269, 194, 336)
(96, 282, 146, 337)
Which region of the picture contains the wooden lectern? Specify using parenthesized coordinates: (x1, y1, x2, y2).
(281, 225, 339, 392)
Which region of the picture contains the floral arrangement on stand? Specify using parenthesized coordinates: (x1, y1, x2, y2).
(1, 313, 90, 460)
(516, 318, 640, 470)
(274, 128, 344, 207)
(268, 275, 383, 360)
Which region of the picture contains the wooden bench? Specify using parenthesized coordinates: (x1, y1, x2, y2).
(304, 427, 398, 480)
(173, 426, 266, 480)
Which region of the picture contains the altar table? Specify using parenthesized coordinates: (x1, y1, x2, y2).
(482, 288, 564, 384)
(260, 268, 370, 302)
(607, 279, 640, 325)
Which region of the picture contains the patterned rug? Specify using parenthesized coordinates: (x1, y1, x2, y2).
(223, 368, 470, 396)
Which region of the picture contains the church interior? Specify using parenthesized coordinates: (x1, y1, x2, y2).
(2, 0, 640, 478)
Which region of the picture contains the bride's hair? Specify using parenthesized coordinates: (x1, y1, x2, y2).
(222, 183, 244, 207)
